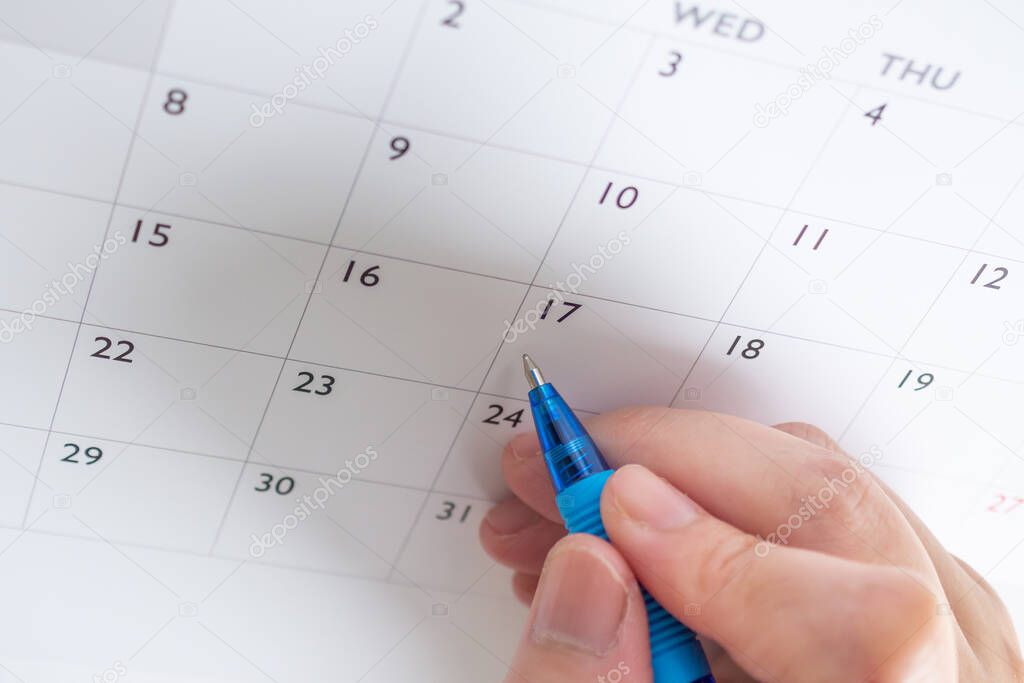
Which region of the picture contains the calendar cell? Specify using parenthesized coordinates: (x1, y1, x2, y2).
(336, 128, 585, 282)
(435, 396, 535, 501)
(0, 424, 47, 527)
(677, 324, 892, 437)
(0, 313, 77, 430)
(86, 209, 324, 355)
(484, 286, 715, 412)
(0, 42, 148, 201)
(255, 361, 474, 489)
(54, 327, 280, 461)
(627, 2, 878, 65)
(0, 185, 111, 320)
(954, 459, 1024, 586)
(0, 0, 171, 69)
(596, 38, 850, 207)
(872, 465, 978, 554)
(118, 75, 374, 243)
(393, 493, 496, 593)
(27, 435, 242, 553)
(542, 176, 779, 319)
(159, 0, 421, 119)
(903, 256, 1021, 376)
(725, 216, 965, 354)
(952, 374, 1024, 463)
(795, 89, 1024, 246)
(835, 5, 1024, 118)
(841, 363, 1013, 483)
(215, 463, 425, 578)
(294, 249, 525, 389)
(385, 0, 649, 163)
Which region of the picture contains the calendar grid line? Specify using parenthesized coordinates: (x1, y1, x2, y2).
(386, 33, 662, 579)
(12, 168, 1024, 281)
(498, 0, 1024, 128)
(670, 87, 863, 406)
(205, 0, 433, 553)
(837, 165, 1024, 443)
(17, 0, 179, 529)
(6, 270, 1024, 417)
(4, 3, 1024, 676)
(6, 2, 1019, 135)
(0, 418, 496, 502)
(0, 520, 520, 604)
(5, 90, 1024, 282)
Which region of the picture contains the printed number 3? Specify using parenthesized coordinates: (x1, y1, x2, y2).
(659, 51, 683, 77)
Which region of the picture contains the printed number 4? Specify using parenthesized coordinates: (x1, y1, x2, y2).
(864, 103, 886, 126)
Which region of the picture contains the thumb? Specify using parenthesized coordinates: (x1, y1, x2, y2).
(505, 534, 653, 683)
(602, 465, 955, 683)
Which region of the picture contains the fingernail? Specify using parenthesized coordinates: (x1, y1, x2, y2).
(508, 434, 538, 463)
(484, 501, 540, 536)
(531, 542, 628, 655)
(612, 464, 700, 529)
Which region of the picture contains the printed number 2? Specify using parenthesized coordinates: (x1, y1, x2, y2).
(442, 0, 464, 27)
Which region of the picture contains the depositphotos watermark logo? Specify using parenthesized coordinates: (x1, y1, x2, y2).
(248, 446, 378, 557)
(249, 15, 379, 127)
(0, 231, 128, 344)
(754, 445, 883, 557)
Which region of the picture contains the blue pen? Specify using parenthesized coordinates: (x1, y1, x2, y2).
(523, 354, 714, 683)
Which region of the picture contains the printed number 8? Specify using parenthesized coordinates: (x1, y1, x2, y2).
(163, 89, 188, 115)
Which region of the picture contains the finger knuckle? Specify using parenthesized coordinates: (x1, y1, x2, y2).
(808, 454, 878, 529)
(691, 526, 758, 599)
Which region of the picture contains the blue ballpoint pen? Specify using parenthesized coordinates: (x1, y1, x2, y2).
(523, 354, 714, 683)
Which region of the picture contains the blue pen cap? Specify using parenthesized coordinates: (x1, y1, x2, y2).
(528, 382, 610, 493)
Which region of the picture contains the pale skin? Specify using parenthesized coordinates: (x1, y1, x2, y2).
(478, 406, 1024, 683)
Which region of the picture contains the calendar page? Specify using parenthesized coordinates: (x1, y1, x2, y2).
(1, 0, 1023, 680)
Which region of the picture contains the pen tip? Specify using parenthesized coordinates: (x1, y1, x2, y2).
(522, 354, 545, 389)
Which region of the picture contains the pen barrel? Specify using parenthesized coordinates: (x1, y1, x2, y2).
(556, 471, 714, 683)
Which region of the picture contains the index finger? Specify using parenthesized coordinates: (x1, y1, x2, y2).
(502, 406, 937, 582)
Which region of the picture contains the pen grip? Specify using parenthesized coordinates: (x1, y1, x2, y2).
(555, 471, 714, 683)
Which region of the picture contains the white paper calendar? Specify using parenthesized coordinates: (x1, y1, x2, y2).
(0, 0, 1022, 679)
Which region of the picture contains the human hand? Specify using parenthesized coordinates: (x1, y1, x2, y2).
(479, 407, 1023, 682)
